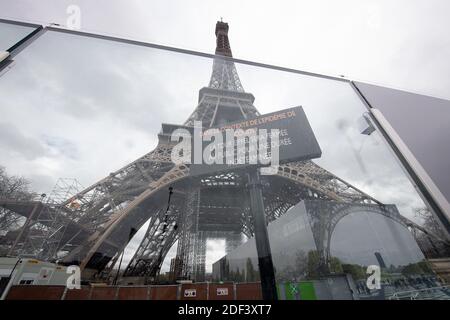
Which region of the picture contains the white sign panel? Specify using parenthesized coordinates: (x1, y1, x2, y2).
(217, 288, 229, 296)
(184, 289, 196, 297)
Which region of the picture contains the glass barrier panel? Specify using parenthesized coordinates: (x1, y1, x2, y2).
(0, 27, 448, 300)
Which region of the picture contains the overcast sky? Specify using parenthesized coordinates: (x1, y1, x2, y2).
(0, 0, 448, 273)
(1, 0, 450, 99)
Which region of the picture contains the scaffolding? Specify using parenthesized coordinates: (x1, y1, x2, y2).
(9, 178, 83, 261)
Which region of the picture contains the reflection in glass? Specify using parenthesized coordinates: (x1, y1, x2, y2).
(0, 21, 449, 300)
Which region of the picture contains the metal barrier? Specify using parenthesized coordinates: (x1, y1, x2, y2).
(117, 286, 149, 300)
(388, 285, 450, 300)
(235, 283, 262, 300)
(63, 286, 91, 300)
(5, 282, 262, 300)
(11, 281, 448, 300)
(149, 285, 179, 300)
(6, 285, 66, 300)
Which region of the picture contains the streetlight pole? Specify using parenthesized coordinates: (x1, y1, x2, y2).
(247, 168, 278, 300)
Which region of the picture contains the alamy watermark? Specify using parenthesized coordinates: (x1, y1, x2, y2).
(366, 265, 381, 290)
(66, 265, 81, 289)
(66, 5, 81, 30)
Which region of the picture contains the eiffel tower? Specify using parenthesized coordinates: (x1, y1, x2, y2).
(2, 21, 423, 283)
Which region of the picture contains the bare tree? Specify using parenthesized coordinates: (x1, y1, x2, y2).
(414, 207, 449, 241)
(414, 207, 450, 258)
(0, 166, 36, 233)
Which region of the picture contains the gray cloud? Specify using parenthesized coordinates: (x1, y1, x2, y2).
(0, 122, 48, 160)
(42, 135, 79, 159)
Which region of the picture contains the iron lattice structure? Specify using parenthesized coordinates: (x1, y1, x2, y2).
(0, 178, 83, 260)
(1, 21, 443, 282)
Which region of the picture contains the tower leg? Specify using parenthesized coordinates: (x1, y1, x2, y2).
(193, 231, 206, 282)
(175, 188, 200, 280)
(225, 232, 242, 254)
